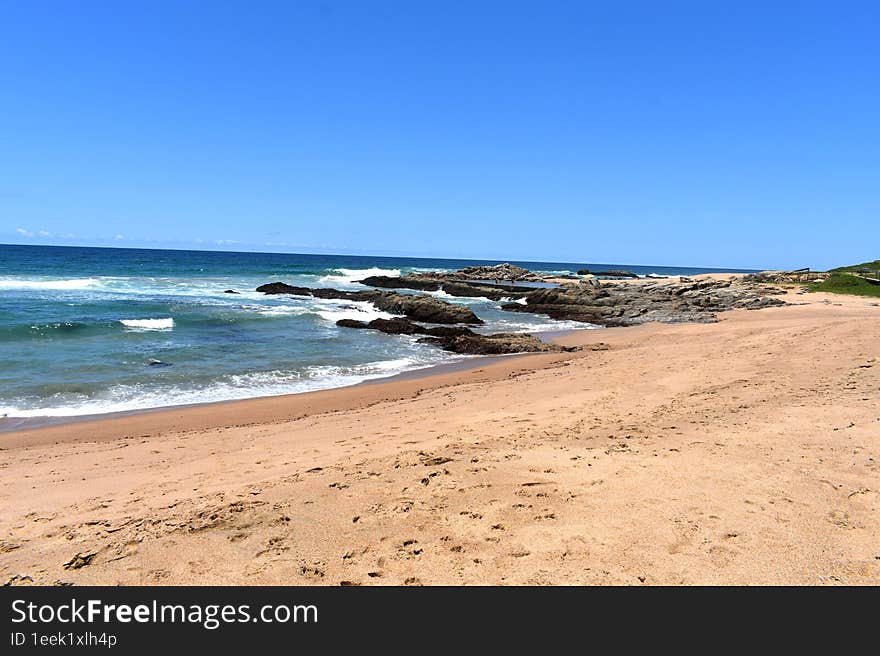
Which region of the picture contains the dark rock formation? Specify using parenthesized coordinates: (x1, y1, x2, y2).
(223, 289, 239, 294)
(453, 263, 541, 282)
(370, 293, 481, 324)
(335, 319, 372, 330)
(418, 332, 570, 355)
(335, 318, 476, 338)
(256, 283, 482, 324)
(333, 316, 569, 354)
(500, 278, 787, 326)
(256, 282, 314, 295)
(358, 275, 529, 301)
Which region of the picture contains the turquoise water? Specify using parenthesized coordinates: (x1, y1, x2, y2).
(0, 245, 752, 418)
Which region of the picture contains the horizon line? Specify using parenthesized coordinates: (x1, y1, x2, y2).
(0, 241, 763, 272)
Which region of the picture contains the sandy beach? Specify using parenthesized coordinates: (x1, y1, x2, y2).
(2, 279, 878, 586)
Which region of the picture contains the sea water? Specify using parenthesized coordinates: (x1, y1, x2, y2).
(0, 244, 752, 419)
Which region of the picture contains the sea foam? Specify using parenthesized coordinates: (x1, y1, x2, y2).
(0, 277, 100, 291)
(318, 267, 401, 286)
(119, 318, 175, 330)
(0, 357, 448, 417)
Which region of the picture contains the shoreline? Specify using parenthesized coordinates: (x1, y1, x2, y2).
(0, 329, 584, 437)
(0, 332, 595, 449)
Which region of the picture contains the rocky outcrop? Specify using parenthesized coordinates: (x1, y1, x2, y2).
(358, 276, 529, 301)
(500, 278, 787, 326)
(370, 293, 482, 324)
(335, 318, 474, 337)
(417, 332, 570, 355)
(334, 317, 569, 355)
(453, 263, 542, 282)
(744, 270, 830, 284)
(256, 283, 483, 324)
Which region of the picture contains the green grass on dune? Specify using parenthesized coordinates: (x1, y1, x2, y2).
(810, 273, 880, 297)
(830, 259, 880, 273)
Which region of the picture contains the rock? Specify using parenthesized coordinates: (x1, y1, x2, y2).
(336, 319, 371, 330)
(418, 332, 571, 355)
(423, 325, 475, 337)
(369, 293, 482, 324)
(454, 263, 541, 282)
(256, 282, 315, 295)
(63, 552, 96, 570)
(336, 318, 477, 337)
(223, 289, 239, 294)
(744, 270, 829, 284)
(589, 270, 640, 278)
(501, 277, 788, 326)
(358, 275, 528, 301)
(257, 283, 483, 324)
(364, 318, 426, 335)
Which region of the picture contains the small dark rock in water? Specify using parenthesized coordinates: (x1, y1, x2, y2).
(256, 282, 315, 295)
(223, 289, 239, 294)
(336, 319, 371, 330)
(365, 318, 426, 335)
(147, 358, 171, 367)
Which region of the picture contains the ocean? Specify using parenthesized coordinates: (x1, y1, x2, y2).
(0, 244, 753, 420)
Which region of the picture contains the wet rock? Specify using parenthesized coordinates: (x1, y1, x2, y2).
(370, 293, 482, 324)
(363, 318, 426, 335)
(358, 275, 528, 301)
(335, 318, 476, 337)
(336, 319, 371, 330)
(578, 269, 639, 278)
(256, 282, 314, 295)
(257, 283, 482, 324)
(418, 332, 570, 355)
(223, 289, 239, 294)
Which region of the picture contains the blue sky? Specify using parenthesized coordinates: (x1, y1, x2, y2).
(1, 1, 877, 270)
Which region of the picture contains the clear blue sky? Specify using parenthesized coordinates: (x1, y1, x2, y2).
(1, 1, 877, 270)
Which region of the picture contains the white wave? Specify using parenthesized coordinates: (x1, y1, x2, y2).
(499, 297, 528, 305)
(237, 297, 398, 323)
(0, 277, 100, 291)
(478, 318, 600, 334)
(318, 267, 401, 286)
(315, 299, 399, 323)
(425, 289, 497, 305)
(0, 357, 454, 418)
(254, 305, 311, 317)
(119, 318, 174, 330)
